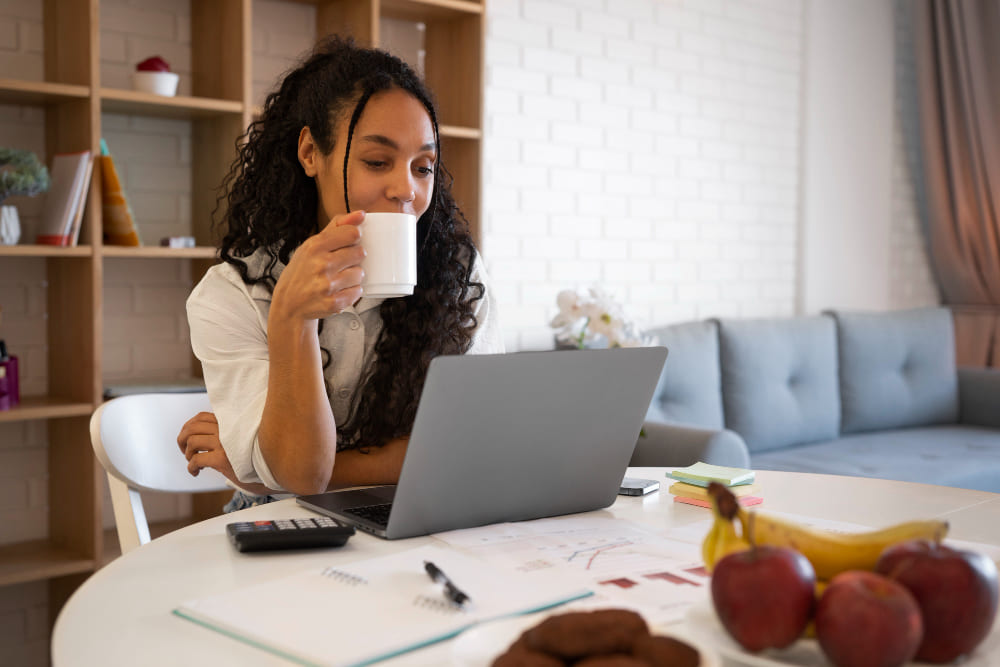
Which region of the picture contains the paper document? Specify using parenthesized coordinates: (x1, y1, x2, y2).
(438, 517, 711, 626)
(174, 544, 591, 667)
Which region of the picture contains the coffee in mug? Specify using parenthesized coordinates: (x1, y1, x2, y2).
(359, 212, 417, 298)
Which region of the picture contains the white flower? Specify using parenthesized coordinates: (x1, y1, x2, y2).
(548, 285, 656, 349)
(549, 289, 584, 329)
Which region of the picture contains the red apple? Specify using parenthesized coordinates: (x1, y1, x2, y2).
(875, 540, 999, 663)
(710, 545, 816, 652)
(136, 56, 170, 72)
(815, 570, 922, 667)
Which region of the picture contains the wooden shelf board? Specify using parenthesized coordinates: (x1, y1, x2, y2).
(0, 397, 94, 423)
(0, 540, 94, 587)
(0, 244, 92, 257)
(0, 79, 90, 105)
(382, 0, 483, 20)
(100, 88, 243, 118)
(101, 246, 218, 259)
(286, 0, 482, 10)
(439, 124, 481, 140)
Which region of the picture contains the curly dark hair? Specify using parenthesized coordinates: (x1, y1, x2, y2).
(216, 36, 484, 451)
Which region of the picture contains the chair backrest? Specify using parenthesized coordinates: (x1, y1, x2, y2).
(90, 392, 230, 554)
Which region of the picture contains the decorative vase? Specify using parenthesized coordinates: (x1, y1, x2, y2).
(554, 335, 581, 351)
(0, 205, 20, 245)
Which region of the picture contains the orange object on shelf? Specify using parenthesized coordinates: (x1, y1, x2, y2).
(99, 139, 140, 246)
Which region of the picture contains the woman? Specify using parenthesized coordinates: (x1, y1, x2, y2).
(177, 37, 503, 508)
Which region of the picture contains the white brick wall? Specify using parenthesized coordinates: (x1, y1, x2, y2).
(482, 0, 805, 351)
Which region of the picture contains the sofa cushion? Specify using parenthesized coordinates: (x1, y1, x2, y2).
(750, 425, 1000, 493)
(833, 307, 959, 433)
(718, 315, 840, 452)
(644, 320, 724, 429)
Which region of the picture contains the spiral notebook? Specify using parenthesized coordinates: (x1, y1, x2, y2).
(174, 544, 591, 666)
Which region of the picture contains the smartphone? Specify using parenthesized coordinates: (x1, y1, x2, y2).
(619, 477, 660, 496)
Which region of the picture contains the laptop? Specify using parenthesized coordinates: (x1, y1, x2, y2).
(297, 346, 668, 539)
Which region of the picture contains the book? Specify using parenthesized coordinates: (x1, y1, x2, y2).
(668, 481, 759, 501)
(67, 156, 95, 245)
(674, 495, 763, 509)
(99, 139, 140, 246)
(174, 543, 591, 667)
(36, 150, 92, 246)
(668, 462, 755, 487)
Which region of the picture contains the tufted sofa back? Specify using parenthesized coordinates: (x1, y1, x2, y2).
(644, 320, 725, 429)
(717, 315, 840, 452)
(644, 307, 961, 453)
(831, 307, 959, 433)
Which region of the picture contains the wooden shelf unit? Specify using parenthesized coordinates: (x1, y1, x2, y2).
(0, 0, 484, 629)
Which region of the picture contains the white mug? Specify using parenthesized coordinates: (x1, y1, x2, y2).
(359, 212, 417, 298)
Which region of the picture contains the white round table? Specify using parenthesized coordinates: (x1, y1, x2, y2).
(52, 469, 1000, 666)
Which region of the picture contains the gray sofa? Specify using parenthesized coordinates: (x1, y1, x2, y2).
(630, 306, 1000, 493)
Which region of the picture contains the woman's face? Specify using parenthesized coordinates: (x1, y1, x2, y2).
(298, 88, 436, 228)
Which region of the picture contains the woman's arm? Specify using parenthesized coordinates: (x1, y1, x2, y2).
(255, 212, 366, 494)
(327, 437, 409, 489)
(179, 410, 408, 491)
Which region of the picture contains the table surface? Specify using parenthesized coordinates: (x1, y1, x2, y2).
(52, 468, 1000, 667)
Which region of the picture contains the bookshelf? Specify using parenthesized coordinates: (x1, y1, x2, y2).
(0, 0, 484, 629)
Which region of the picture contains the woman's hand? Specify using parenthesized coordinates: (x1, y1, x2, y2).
(177, 412, 277, 496)
(270, 210, 367, 322)
(177, 411, 236, 480)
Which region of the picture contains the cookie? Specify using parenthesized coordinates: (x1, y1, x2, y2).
(524, 609, 649, 660)
(575, 654, 648, 667)
(632, 634, 700, 667)
(491, 644, 565, 667)
(491, 633, 565, 667)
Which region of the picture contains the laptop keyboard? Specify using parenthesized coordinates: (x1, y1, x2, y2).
(343, 502, 393, 527)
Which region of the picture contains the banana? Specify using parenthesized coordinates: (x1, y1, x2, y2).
(701, 517, 722, 568)
(710, 518, 749, 568)
(739, 508, 949, 581)
(701, 482, 750, 572)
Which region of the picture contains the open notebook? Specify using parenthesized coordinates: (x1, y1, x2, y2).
(174, 544, 591, 666)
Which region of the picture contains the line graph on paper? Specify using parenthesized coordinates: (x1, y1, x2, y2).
(561, 537, 635, 569)
(437, 516, 713, 625)
(455, 520, 708, 589)
(529, 535, 707, 588)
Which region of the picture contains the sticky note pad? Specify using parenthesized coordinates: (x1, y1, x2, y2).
(668, 462, 755, 487)
(668, 481, 759, 501)
(673, 495, 763, 509)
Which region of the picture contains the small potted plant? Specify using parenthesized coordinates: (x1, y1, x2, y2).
(133, 56, 179, 97)
(0, 147, 50, 245)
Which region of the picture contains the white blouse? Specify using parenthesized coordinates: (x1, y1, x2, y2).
(187, 248, 504, 491)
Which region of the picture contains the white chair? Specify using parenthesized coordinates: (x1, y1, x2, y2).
(90, 392, 231, 554)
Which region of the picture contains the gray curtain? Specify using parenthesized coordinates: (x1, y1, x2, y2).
(914, 0, 1000, 367)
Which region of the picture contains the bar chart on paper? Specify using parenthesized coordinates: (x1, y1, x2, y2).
(436, 517, 711, 625)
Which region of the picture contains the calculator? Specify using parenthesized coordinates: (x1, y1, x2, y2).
(226, 518, 355, 552)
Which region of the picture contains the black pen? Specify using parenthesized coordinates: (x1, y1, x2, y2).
(424, 560, 470, 607)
